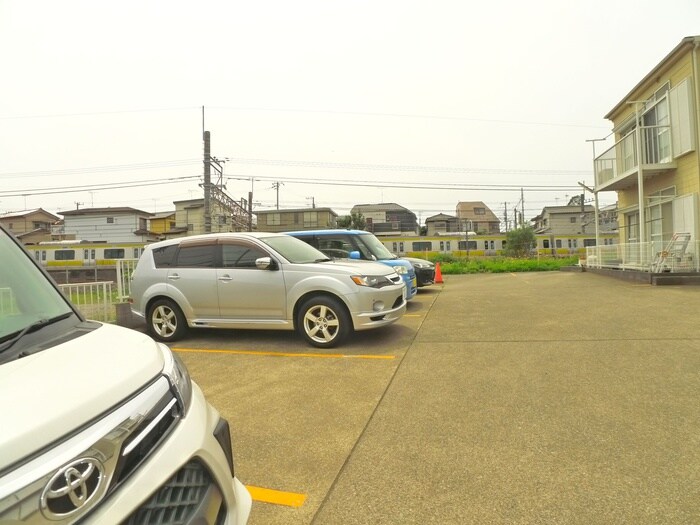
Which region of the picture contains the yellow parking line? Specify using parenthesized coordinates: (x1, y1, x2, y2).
(245, 485, 306, 507)
(403, 314, 422, 317)
(173, 348, 395, 359)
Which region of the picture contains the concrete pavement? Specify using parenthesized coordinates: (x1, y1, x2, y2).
(170, 271, 700, 524)
(311, 272, 700, 524)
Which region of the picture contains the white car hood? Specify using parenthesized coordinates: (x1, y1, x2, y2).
(0, 323, 165, 470)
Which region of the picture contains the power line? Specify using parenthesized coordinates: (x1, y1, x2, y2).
(226, 174, 580, 192)
(0, 176, 199, 198)
(221, 157, 591, 176)
(0, 159, 200, 179)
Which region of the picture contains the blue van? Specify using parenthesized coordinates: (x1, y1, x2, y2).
(285, 229, 418, 301)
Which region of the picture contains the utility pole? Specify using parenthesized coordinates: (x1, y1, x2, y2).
(504, 202, 508, 232)
(203, 131, 212, 233)
(272, 182, 284, 210)
(248, 191, 253, 232)
(521, 188, 525, 227)
(75, 201, 83, 210)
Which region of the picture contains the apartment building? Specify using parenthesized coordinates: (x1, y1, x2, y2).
(593, 35, 700, 254)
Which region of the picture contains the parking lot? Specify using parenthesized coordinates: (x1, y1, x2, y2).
(147, 272, 700, 524)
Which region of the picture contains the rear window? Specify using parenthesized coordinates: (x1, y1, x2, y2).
(153, 245, 178, 268)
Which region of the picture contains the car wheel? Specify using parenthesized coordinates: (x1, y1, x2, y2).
(297, 296, 351, 348)
(147, 298, 187, 342)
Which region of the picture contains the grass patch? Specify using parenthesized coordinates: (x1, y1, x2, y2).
(436, 256, 579, 274)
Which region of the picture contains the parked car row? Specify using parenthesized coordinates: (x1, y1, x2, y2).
(129, 231, 408, 348)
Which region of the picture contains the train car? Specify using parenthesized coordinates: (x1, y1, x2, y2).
(26, 241, 146, 268)
(380, 232, 618, 259)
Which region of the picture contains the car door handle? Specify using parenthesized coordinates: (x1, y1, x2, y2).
(218, 275, 233, 282)
(168, 274, 180, 280)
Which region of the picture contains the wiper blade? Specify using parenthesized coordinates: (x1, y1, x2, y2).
(0, 312, 73, 354)
(315, 257, 332, 262)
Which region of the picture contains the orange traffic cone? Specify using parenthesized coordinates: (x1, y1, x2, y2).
(434, 262, 444, 284)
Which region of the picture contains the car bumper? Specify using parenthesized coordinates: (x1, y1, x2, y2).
(349, 285, 407, 331)
(414, 267, 435, 287)
(88, 382, 252, 524)
(402, 275, 418, 300)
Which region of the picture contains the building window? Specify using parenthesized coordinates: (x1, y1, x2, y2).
(304, 212, 318, 228)
(439, 241, 445, 251)
(570, 217, 576, 223)
(474, 208, 485, 215)
(268, 213, 281, 226)
(446, 241, 451, 251)
(55, 250, 75, 261)
(107, 217, 114, 224)
(399, 242, 404, 252)
(556, 239, 562, 248)
(187, 223, 194, 231)
(543, 239, 550, 249)
(393, 242, 397, 252)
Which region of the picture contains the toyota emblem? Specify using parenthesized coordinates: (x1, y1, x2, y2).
(41, 457, 105, 519)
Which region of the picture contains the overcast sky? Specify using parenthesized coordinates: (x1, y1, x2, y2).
(1, 0, 699, 225)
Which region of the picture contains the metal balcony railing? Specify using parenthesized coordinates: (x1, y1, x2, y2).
(584, 240, 700, 273)
(594, 125, 673, 190)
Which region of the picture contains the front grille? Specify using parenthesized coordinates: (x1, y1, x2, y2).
(123, 460, 224, 525)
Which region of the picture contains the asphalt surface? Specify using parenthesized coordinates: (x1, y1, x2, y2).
(162, 272, 700, 524)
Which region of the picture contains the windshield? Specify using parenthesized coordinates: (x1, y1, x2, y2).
(261, 235, 331, 264)
(356, 233, 396, 260)
(0, 230, 74, 341)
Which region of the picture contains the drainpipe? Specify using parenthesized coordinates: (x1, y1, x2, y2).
(692, 41, 700, 242)
(634, 101, 646, 259)
(692, 40, 700, 270)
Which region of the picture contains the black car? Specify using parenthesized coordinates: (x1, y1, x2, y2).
(402, 257, 435, 287)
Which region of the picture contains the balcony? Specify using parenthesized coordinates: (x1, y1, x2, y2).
(594, 125, 676, 192)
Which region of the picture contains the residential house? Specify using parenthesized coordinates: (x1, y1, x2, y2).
(0, 208, 60, 244)
(149, 210, 178, 239)
(255, 207, 337, 233)
(350, 203, 418, 236)
(593, 35, 700, 256)
(531, 205, 596, 235)
(455, 202, 501, 234)
(425, 213, 462, 236)
(58, 207, 158, 243)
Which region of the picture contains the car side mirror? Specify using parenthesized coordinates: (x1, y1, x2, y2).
(349, 251, 361, 260)
(255, 257, 276, 270)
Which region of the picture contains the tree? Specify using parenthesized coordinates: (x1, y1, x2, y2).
(336, 212, 366, 230)
(504, 226, 536, 258)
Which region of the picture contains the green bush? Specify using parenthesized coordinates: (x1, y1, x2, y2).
(437, 256, 578, 274)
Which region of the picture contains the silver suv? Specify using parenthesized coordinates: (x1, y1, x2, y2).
(129, 232, 407, 348)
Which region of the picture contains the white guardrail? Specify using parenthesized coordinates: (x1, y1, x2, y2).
(58, 281, 115, 323)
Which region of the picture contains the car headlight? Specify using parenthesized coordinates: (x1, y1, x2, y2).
(351, 274, 393, 288)
(393, 265, 408, 275)
(160, 343, 193, 415)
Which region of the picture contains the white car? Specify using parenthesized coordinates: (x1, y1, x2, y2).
(129, 232, 407, 348)
(0, 224, 252, 524)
